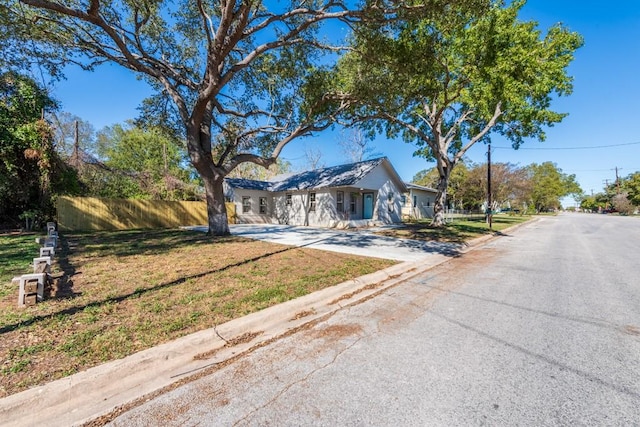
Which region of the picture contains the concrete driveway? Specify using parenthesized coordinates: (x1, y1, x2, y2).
(189, 224, 461, 262)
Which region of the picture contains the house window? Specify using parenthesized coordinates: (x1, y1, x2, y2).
(309, 192, 316, 212)
(259, 197, 267, 214)
(350, 193, 357, 214)
(286, 194, 292, 206)
(401, 195, 406, 206)
(336, 191, 344, 212)
(413, 195, 417, 207)
(426, 199, 431, 207)
(387, 191, 394, 212)
(242, 196, 251, 214)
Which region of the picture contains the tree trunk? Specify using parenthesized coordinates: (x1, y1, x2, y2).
(187, 124, 230, 237)
(431, 173, 449, 227)
(203, 174, 230, 236)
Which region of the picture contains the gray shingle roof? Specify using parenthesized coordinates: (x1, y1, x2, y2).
(272, 157, 386, 191)
(225, 157, 392, 192)
(224, 177, 271, 191)
(405, 182, 438, 192)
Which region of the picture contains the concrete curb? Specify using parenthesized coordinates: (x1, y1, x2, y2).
(0, 218, 536, 427)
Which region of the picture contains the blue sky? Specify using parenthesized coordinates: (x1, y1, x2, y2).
(50, 1, 640, 204)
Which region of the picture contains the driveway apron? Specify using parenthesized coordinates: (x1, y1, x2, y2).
(190, 224, 460, 262)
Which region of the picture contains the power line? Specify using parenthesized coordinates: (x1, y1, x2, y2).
(565, 168, 623, 172)
(492, 141, 640, 150)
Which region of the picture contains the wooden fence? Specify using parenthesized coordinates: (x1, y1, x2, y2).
(57, 196, 236, 231)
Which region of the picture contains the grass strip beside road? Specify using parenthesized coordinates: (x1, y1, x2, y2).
(0, 229, 396, 397)
(374, 214, 532, 244)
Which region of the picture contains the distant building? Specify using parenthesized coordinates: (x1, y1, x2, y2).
(402, 183, 438, 220)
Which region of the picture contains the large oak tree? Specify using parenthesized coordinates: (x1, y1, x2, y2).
(336, 0, 583, 226)
(6, 0, 476, 235)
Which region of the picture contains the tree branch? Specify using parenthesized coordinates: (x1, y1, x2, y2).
(455, 102, 502, 163)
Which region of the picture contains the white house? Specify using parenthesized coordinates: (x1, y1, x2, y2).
(224, 157, 408, 228)
(402, 183, 438, 220)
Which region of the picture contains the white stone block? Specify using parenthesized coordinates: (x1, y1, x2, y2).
(17, 273, 46, 307)
(40, 247, 55, 257)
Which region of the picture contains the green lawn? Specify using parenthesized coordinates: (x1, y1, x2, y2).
(0, 229, 396, 397)
(374, 214, 533, 244)
(0, 233, 40, 292)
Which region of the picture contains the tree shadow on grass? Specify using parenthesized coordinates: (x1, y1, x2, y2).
(47, 234, 80, 300)
(0, 240, 297, 335)
(65, 229, 235, 258)
(376, 218, 517, 244)
(45, 229, 250, 300)
(0, 233, 40, 282)
(376, 223, 485, 244)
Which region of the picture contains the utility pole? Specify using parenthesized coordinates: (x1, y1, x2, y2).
(614, 166, 622, 194)
(487, 142, 492, 229)
(74, 120, 79, 158)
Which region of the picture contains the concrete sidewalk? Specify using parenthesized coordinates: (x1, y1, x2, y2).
(189, 224, 462, 262)
(0, 221, 533, 427)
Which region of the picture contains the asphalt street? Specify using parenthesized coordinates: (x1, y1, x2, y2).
(111, 213, 640, 426)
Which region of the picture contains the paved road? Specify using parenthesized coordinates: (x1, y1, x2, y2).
(113, 214, 640, 426)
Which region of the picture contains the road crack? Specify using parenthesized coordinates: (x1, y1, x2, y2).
(232, 334, 365, 426)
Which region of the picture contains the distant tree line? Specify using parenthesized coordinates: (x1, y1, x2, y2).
(413, 160, 582, 213)
(580, 172, 640, 215)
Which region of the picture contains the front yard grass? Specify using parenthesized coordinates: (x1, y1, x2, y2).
(375, 214, 532, 244)
(0, 233, 40, 294)
(0, 229, 396, 397)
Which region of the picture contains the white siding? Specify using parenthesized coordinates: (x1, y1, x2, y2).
(376, 181, 403, 223)
(272, 189, 344, 226)
(229, 188, 274, 223)
(273, 191, 308, 225)
(402, 188, 437, 219)
(354, 163, 399, 190)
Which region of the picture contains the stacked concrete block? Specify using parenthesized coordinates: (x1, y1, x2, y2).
(15, 273, 46, 307)
(40, 246, 55, 257)
(44, 236, 57, 249)
(15, 222, 59, 307)
(33, 256, 52, 274)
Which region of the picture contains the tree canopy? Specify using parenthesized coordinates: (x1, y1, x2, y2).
(0, 71, 76, 227)
(413, 160, 575, 213)
(527, 161, 581, 212)
(8, 0, 474, 235)
(622, 172, 640, 207)
(335, 0, 583, 225)
(89, 123, 201, 200)
(585, 171, 640, 214)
